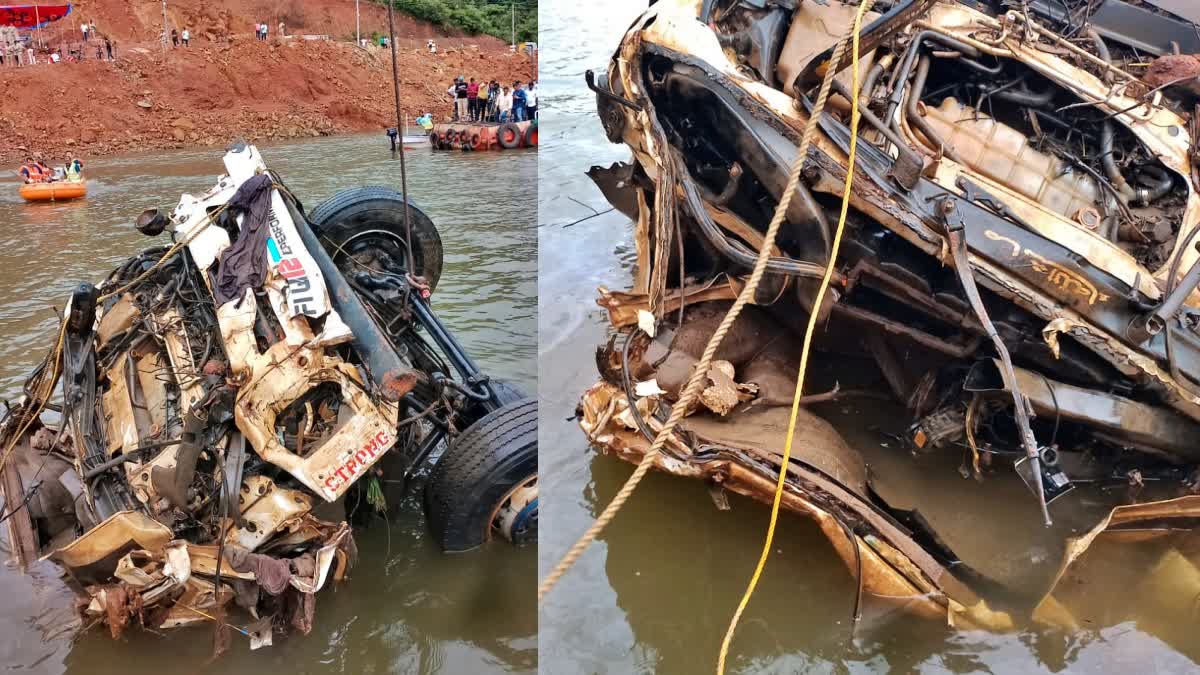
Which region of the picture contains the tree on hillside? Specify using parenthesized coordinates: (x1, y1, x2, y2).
(384, 0, 537, 43)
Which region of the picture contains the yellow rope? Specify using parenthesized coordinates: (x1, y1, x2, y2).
(716, 3, 872, 670)
(537, 0, 874, 604)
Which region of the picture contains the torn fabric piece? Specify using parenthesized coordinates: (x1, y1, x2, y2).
(226, 544, 293, 596)
(213, 173, 275, 306)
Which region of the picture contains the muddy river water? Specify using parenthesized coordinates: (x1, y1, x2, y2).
(0, 135, 536, 673)
(538, 3, 1199, 673)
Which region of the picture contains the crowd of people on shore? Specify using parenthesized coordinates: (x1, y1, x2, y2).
(0, 19, 114, 66)
(16, 157, 84, 184)
(447, 77, 538, 123)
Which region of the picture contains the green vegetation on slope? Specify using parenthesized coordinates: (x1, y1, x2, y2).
(385, 0, 537, 43)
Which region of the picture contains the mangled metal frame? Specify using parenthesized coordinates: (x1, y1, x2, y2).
(580, 0, 1200, 632)
(0, 145, 415, 646)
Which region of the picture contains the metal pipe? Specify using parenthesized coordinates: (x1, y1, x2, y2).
(885, 30, 981, 123)
(906, 56, 966, 164)
(953, 54, 1003, 76)
(1144, 251, 1200, 337)
(861, 62, 886, 101)
(1100, 121, 1137, 202)
(348, 271, 509, 410)
(831, 77, 924, 189)
(1087, 28, 1113, 85)
(84, 440, 182, 480)
(1134, 165, 1174, 204)
(980, 83, 1054, 108)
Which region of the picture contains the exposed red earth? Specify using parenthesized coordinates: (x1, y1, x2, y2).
(0, 0, 536, 163)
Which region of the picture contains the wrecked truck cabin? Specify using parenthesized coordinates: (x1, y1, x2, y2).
(581, 0, 1200, 636)
(0, 144, 536, 646)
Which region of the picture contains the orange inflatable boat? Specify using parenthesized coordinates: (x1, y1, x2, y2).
(19, 181, 87, 202)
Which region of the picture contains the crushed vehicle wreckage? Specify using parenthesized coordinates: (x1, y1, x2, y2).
(0, 144, 537, 648)
(580, 0, 1200, 640)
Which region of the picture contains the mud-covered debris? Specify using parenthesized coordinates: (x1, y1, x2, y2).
(699, 361, 756, 416)
(1145, 54, 1200, 98)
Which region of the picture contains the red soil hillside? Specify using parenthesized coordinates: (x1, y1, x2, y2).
(59, 0, 503, 45)
(0, 2, 535, 163)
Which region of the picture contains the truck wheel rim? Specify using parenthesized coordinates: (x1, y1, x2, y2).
(491, 475, 538, 545)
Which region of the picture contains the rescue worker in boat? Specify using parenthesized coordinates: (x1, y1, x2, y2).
(65, 158, 83, 182)
(17, 157, 49, 184)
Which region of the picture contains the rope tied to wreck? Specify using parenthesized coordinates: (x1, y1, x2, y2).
(537, 1, 877, 654)
(717, 2, 874, 670)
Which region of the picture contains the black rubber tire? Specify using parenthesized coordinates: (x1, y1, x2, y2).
(428, 131, 439, 147)
(497, 123, 522, 149)
(524, 124, 537, 147)
(308, 186, 444, 292)
(470, 133, 482, 150)
(424, 397, 538, 552)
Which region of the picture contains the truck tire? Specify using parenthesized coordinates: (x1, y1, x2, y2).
(428, 131, 439, 147)
(424, 397, 538, 552)
(498, 123, 522, 149)
(524, 123, 537, 147)
(308, 186, 444, 292)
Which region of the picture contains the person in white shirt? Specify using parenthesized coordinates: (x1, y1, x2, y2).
(50, 51, 60, 63)
(81, 23, 88, 41)
(498, 87, 513, 122)
(526, 81, 538, 119)
(181, 28, 190, 46)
